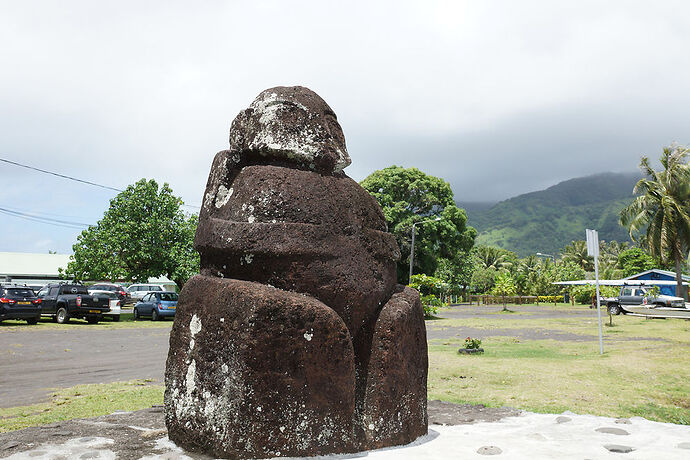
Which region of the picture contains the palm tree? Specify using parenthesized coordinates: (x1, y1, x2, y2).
(599, 240, 628, 267)
(475, 246, 514, 271)
(620, 145, 690, 299)
(561, 240, 594, 271)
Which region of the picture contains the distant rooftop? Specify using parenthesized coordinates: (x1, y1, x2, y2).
(623, 269, 690, 282)
(0, 252, 174, 285)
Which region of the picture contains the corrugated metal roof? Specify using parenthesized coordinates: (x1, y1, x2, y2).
(0, 252, 71, 277)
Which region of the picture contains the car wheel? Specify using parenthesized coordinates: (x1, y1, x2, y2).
(87, 317, 99, 324)
(112, 315, 120, 322)
(152, 309, 159, 321)
(608, 304, 621, 315)
(133, 308, 139, 321)
(56, 307, 70, 324)
(26, 317, 39, 325)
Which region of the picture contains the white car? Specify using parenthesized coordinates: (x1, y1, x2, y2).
(87, 289, 121, 321)
(126, 284, 167, 304)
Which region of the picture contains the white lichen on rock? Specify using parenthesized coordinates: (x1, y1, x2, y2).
(214, 185, 233, 208)
(185, 360, 196, 394)
(190, 314, 202, 337)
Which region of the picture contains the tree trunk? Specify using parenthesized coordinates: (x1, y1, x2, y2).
(675, 255, 685, 300)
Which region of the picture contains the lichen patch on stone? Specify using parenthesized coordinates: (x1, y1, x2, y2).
(215, 185, 233, 208)
(189, 314, 202, 337)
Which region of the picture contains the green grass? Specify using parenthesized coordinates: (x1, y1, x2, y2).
(2, 303, 688, 432)
(0, 312, 173, 331)
(0, 380, 164, 433)
(428, 305, 690, 424)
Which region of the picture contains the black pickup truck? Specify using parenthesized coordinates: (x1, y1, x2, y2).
(36, 283, 110, 324)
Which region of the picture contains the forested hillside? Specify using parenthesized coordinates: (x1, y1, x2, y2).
(460, 172, 640, 257)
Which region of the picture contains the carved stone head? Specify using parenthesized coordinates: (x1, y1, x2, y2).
(228, 86, 351, 174)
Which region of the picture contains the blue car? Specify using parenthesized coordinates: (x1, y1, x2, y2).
(133, 291, 178, 321)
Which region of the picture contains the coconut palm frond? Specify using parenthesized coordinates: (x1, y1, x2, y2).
(621, 145, 690, 298)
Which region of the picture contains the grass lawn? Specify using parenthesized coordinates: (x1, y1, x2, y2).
(427, 304, 690, 424)
(0, 312, 173, 331)
(1, 303, 687, 432)
(0, 380, 164, 433)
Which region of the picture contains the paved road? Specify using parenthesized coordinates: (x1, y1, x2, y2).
(0, 325, 171, 408)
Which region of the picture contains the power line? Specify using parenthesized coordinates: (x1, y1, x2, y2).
(0, 156, 201, 209)
(0, 206, 90, 229)
(1, 157, 122, 192)
(0, 204, 87, 220)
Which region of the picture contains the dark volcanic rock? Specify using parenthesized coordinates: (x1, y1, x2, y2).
(228, 86, 350, 174)
(361, 286, 428, 447)
(166, 86, 427, 459)
(196, 163, 399, 342)
(166, 276, 357, 458)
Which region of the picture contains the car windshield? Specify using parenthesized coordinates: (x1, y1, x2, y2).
(160, 293, 178, 301)
(6, 288, 34, 297)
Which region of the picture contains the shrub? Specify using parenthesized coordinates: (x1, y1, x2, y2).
(420, 294, 444, 317)
(409, 274, 448, 296)
(464, 337, 482, 349)
(537, 295, 563, 303)
(571, 285, 619, 304)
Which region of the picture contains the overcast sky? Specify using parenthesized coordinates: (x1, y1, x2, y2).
(2, 1, 690, 253)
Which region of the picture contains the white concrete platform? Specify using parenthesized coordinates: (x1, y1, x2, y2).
(5, 411, 690, 460)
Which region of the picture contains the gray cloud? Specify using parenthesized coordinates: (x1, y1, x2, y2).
(1, 0, 689, 251)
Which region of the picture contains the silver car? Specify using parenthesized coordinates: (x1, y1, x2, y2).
(126, 284, 167, 304)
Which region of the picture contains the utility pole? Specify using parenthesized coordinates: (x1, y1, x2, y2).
(408, 217, 441, 282)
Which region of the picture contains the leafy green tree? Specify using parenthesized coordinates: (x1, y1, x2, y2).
(620, 145, 690, 298)
(617, 247, 657, 277)
(599, 240, 629, 265)
(527, 260, 585, 296)
(470, 266, 498, 294)
(561, 240, 594, 271)
(64, 179, 199, 289)
(408, 274, 447, 295)
(492, 272, 517, 309)
(408, 274, 448, 317)
(571, 285, 619, 304)
(167, 213, 200, 288)
(434, 251, 476, 299)
(475, 245, 517, 271)
(361, 166, 476, 283)
(511, 255, 540, 296)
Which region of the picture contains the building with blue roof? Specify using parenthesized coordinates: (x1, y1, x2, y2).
(624, 269, 690, 298)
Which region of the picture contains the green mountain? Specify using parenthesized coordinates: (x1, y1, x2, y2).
(459, 172, 640, 257)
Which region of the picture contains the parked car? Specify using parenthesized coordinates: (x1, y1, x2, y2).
(88, 290, 121, 321)
(36, 283, 110, 324)
(605, 285, 690, 318)
(126, 284, 167, 304)
(0, 285, 42, 324)
(133, 291, 178, 321)
(88, 283, 129, 304)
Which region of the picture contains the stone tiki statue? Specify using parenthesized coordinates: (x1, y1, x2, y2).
(165, 86, 428, 459)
